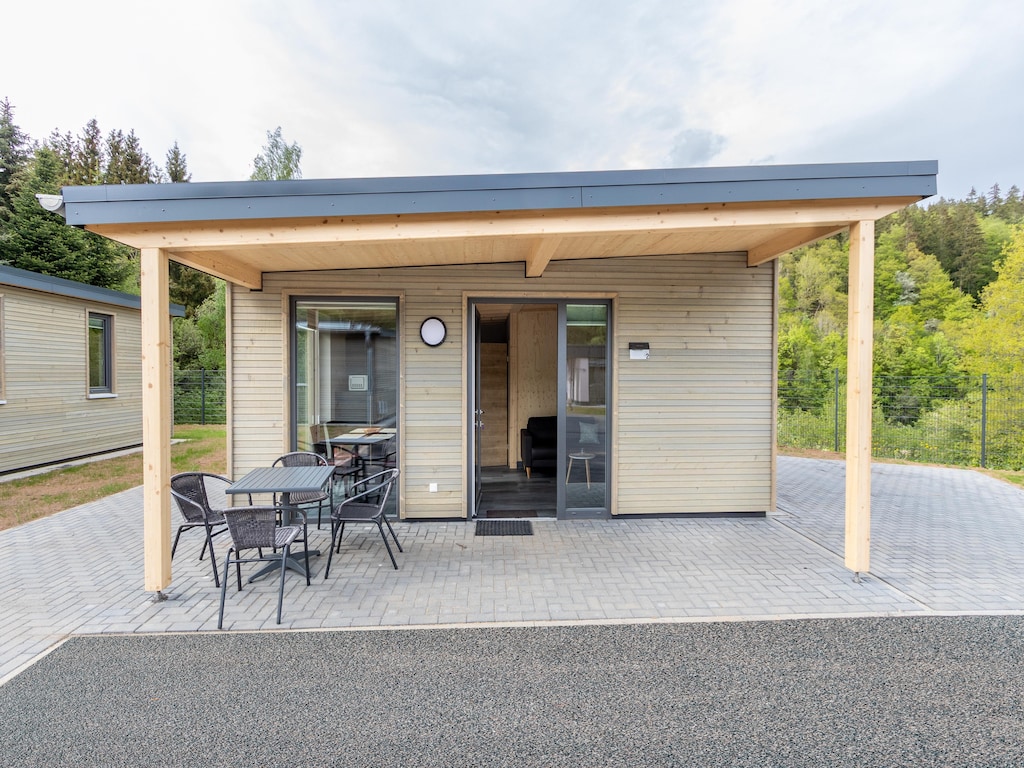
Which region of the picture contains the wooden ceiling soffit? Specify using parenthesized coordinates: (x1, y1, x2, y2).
(525, 236, 562, 277)
(85, 199, 919, 253)
(746, 225, 846, 267)
(168, 250, 263, 290)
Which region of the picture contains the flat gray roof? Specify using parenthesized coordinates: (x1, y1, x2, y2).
(0, 265, 186, 316)
(60, 161, 938, 226)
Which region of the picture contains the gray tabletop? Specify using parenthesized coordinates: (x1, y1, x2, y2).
(225, 465, 334, 496)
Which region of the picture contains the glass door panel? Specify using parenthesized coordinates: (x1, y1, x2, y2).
(293, 298, 399, 514)
(562, 303, 608, 516)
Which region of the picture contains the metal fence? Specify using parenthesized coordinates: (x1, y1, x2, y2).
(778, 370, 1024, 470)
(173, 369, 226, 424)
(173, 366, 1023, 469)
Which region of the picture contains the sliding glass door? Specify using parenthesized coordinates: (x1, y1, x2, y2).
(292, 298, 399, 495)
(469, 298, 610, 520)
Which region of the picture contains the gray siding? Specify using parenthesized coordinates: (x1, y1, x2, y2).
(230, 251, 774, 517)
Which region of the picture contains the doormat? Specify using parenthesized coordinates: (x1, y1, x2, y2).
(475, 520, 534, 536)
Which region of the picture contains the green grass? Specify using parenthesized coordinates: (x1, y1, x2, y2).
(0, 425, 226, 531)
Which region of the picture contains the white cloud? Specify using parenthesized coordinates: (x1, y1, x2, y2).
(3, 0, 1023, 196)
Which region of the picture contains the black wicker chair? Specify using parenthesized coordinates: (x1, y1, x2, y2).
(325, 468, 401, 575)
(310, 423, 363, 497)
(170, 472, 232, 586)
(361, 435, 397, 476)
(217, 506, 307, 629)
(273, 451, 332, 529)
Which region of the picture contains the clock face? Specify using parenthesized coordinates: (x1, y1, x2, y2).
(420, 317, 446, 346)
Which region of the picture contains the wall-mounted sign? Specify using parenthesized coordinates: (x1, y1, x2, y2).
(629, 342, 650, 360)
(348, 374, 368, 391)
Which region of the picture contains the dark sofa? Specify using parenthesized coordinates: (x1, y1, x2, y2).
(520, 415, 605, 478)
(520, 416, 557, 478)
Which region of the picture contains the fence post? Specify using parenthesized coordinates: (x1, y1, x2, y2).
(834, 367, 841, 453)
(200, 368, 206, 426)
(980, 373, 988, 468)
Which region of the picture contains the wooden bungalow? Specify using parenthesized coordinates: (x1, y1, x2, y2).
(0, 264, 184, 475)
(47, 161, 937, 592)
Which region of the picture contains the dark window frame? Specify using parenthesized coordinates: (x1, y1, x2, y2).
(88, 311, 114, 395)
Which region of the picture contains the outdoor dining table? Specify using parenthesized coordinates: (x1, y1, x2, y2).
(314, 429, 395, 476)
(225, 464, 335, 581)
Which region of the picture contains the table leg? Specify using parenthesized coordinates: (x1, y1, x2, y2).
(248, 498, 321, 582)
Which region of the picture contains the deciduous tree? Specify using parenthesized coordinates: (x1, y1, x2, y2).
(956, 227, 1024, 377)
(250, 126, 302, 181)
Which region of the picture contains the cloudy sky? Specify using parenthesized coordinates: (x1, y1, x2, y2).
(4, 0, 1022, 199)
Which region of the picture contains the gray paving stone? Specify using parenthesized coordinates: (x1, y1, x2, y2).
(3, 458, 1024, 682)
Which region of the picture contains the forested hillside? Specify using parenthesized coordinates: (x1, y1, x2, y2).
(779, 187, 1024, 468)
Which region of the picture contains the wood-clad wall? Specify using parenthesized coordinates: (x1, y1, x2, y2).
(0, 287, 144, 474)
(479, 342, 508, 467)
(510, 306, 557, 467)
(231, 251, 774, 518)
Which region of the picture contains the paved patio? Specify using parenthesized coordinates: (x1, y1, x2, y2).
(3, 456, 1024, 684)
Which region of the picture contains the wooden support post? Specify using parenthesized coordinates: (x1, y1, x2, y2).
(845, 221, 874, 574)
(140, 248, 173, 592)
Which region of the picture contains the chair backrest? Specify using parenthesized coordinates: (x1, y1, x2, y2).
(309, 423, 330, 457)
(274, 451, 328, 468)
(271, 452, 330, 505)
(367, 435, 396, 460)
(346, 468, 399, 509)
(170, 472, 230, 523)
(221, 507, 281, 552)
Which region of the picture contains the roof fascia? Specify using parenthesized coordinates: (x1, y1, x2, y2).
(0, 265, 185, 316)
(60, 161, 938, 227)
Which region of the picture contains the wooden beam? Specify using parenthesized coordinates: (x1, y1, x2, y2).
(167, 251, 263, 290)
(845, 220, 875, 575)
(85, 198, 920, 253)
(747, 225, 845, 266)
(525, 236, 561, 277)
(140, 248, 173, 593)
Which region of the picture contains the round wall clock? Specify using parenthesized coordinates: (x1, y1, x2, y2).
(419, 317, 447, 346)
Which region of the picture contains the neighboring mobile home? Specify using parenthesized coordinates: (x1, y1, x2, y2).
(0, 264, 184, 475)
(49, 161, 937, 591)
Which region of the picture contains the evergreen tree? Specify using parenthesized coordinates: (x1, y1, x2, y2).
(104, 128, 127, 182)
(118, 130, 157, 183)
(0, 98, 32, 216)
(0, 147, 132, 288)
(165, 141, 191, 182)
(965, 187, 987, 215)
(46, 129, 76, 180)
(104, 129, 157, 184)
(251, 126, 302, 181)
(942, 204, 988, 296)
(169, 264, 216, 318)
(987, 183, 1002, 212)
(998, 186, 1024, 223)
(68, 118, 104, 186)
